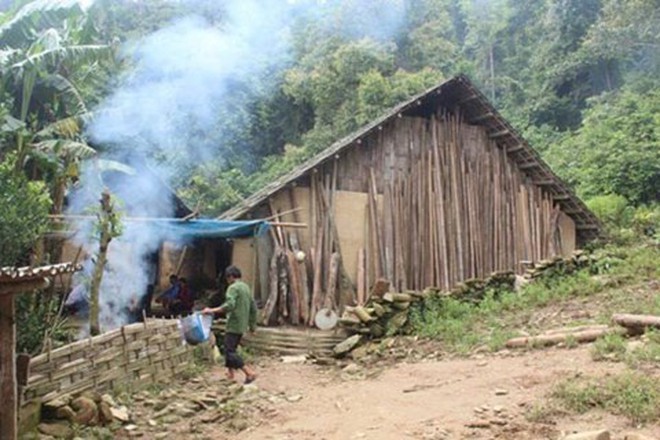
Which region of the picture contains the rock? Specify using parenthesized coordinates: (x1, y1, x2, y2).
(71, 396, 98, 426)
(154, 433, 169, 439)
(110, 405, 130, 423)
(490, 418, 508, 426)
(177, 408, 197, 418)
(494, 389, 509, 396)
(147, 419, 158, 427)
(44, 396, 71, 410)
(81, 391, 102, 403)
(563, 430, 611, 440)
(100, 394, 117, 407)
(124, 424, 138, 431)
(280, 355, 307, 364)
(465, 420, 491, 429)
(477, 360, 488, 367)
(342, 363, 362, 374)
(228, 418, 249, 431)
(54, 405, 75, 421)
(333, 335, 362, 356)
(286, 394, 303, 402)
(153, 400, 169, 411)
(200, 397, 218, 406)
(493, 405, 505, 414)
(38, 422, 73, 438)
(160, 415, 180, 425)
(98, 401, 114, 425)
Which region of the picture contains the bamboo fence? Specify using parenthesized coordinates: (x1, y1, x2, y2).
(212, 321, 347, 357)
(21, 319, 192, 406)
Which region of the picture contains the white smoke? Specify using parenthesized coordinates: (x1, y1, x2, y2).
(69, 0, 407, 333)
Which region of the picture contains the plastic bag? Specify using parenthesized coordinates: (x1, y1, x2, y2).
(180, 313, 213, 345)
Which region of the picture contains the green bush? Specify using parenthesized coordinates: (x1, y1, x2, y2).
(587, 194, 633, 229)
(0, 155, 51, 266)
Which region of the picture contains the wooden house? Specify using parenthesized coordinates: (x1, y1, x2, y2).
(219, 75, 601, 325)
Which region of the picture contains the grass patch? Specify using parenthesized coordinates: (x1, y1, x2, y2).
(591, 333, 627, 361)
(410, 244, 660, 354)
(552, 372, 660, 425)
(626, 330, 660, 368)
(411, 270, 603, 353)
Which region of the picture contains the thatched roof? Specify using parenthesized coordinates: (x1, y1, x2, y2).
(220, 75, 601, 242)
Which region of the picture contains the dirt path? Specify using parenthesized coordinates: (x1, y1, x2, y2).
(223, 347, 659, 440)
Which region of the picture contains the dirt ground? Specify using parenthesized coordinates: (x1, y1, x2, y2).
(196, 346, 659, 440)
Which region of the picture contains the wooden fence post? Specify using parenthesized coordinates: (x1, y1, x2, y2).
(0, 294, 17, 440)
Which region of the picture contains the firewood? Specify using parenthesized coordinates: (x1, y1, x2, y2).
(391, 301, 410, 310)
(612, 314, 660, 332)
(371, 302, 385, 317)
(505, 327, 628, 348)
(351, 306, 375, 323)
(370, 279, 390, 299)
(390, 293, 413, 302)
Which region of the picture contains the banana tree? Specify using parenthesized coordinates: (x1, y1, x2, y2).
(0, 0, 112, 213)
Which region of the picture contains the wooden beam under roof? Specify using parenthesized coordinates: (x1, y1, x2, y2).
(489, 129, 511, 139)
(519, 162, 540, 170)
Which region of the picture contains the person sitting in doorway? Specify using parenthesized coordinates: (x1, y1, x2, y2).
(156, 274, 180, 314)
(169, 277, 194, 316)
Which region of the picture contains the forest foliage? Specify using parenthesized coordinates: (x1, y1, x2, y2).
(0, 0, 658, 355)
(1, 0, 659, 240)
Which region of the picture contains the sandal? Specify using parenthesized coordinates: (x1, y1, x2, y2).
(244, 375, 257, 385)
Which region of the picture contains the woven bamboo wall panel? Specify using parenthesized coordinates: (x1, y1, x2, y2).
(22, 319, 192, 405)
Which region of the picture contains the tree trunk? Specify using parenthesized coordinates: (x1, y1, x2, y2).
(89, 191, 115, 336)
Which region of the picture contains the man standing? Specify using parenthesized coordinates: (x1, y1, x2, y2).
(202, 266, 257, 384)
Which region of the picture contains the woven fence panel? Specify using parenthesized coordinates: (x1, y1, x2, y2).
(22, 319, 193, 405)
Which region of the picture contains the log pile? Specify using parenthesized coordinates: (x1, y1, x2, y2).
(521, 250, 594, 280)
(336, 280, 426, 340)
(262, 178, 357, 327)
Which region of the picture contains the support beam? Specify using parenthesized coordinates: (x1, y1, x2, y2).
(0, 294, 17, 440)
(489, 129, 511, 139)
(518, 162, 539, 170)
(0, 279, 49, 296)
(533, 180, 555, 186)
(553, 194, 571, 201)
(469, 112, 494, 123)
(457, 94, 478, 105)
(506, 144, 525, 154)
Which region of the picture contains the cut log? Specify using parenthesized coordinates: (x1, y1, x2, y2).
(333, 334, 362, 357)
(261, 251, 280, 325)
(351, 306, 374, 324)
(612, 314, 660, 332)
(505, 327, 628, 348)
(369, 279, 390, 300)
(324, 253, 340, 310)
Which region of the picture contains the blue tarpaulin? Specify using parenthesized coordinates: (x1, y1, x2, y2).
(149, 219, 270, 239)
